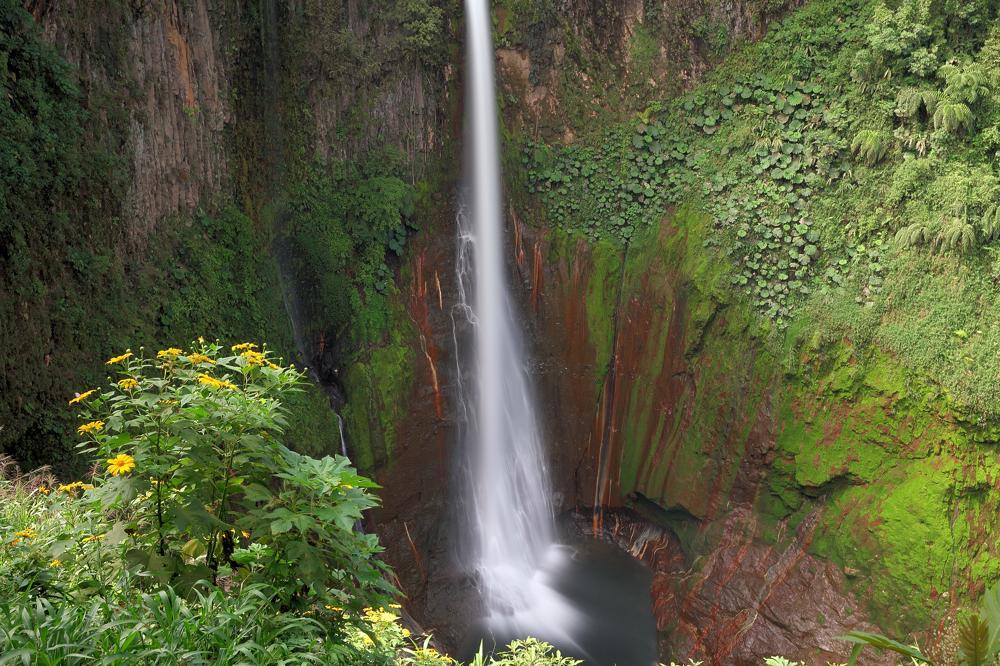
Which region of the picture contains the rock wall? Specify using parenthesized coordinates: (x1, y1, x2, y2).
(498, 202, 1000, 662)
(26, 0, 230, 245)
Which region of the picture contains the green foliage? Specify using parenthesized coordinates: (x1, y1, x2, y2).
(863, 0, 934, 75)
(932, 214, 976, 253)
(837, 630, 933, 665)
(851, 129, 893, 165)
(896, 87, 939, 119)
(959, 614, 991, 666)
(468, 639, 581, 666)
(932, 100, 974, 132)
(392, 0, 448, 61)
(280, 156, 416, 346)
(0, 457, 579, 665)
(519, 0, 1000, 412)
(70, 342, 392, 612)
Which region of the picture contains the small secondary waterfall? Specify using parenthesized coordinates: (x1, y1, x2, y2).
(455, 0, 572, 640)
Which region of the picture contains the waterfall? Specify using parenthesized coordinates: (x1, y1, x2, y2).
(455, 0, 582, 649)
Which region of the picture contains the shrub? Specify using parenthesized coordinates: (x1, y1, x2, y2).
(70, 341, 393, 613)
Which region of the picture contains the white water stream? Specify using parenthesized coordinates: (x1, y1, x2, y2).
(455, 0, 584, 653)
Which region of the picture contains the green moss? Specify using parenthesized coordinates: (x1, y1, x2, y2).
(342, 304, 416, 473)
(584, 240, 624, 382)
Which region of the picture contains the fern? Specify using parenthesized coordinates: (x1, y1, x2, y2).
(851, 129, 893, 165)
(959, 614, 991, 666)
(939, 63, 991, 104)
(933, 216, 976, 254)
(933, 101, 974, 133)
(979, 205, 1000, 243)
(896, 221, 934, 247)
(896, 87, 939, 118)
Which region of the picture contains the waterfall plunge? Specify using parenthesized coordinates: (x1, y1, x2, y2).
(455, 0, 584, 651)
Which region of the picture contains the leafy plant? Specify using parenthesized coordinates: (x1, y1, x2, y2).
(958, 614, 992, 666)
(837, 630, 933, 665)
(932, 101, 974, 133)
(851, 129, 893, 166)
(73, 341, 394, 613)
(896, 87, 939, 119)
(933, 215, 976, 254)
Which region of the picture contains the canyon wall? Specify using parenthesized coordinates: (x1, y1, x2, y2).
(10, 1, 989, 664)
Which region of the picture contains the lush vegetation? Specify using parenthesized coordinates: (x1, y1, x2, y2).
(0, 342, 585, 664)
(0, 0, 350, 474)
(279, 154, 417, 347)
(523, 0, 1000, 418)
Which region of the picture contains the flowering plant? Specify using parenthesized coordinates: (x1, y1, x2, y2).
(70, 340, 393, 613)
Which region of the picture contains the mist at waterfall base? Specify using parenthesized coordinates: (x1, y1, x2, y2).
(453, 1, 657, 664)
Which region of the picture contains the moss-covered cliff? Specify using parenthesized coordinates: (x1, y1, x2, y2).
(1, 0, 456, 473)
(495, 0, 1000, 659)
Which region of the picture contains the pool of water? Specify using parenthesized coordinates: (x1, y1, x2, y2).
(459, 538, 658, 666)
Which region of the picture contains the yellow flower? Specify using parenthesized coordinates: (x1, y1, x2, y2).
(37, 485, 50, 496)
(197, 336, 205, 344)
(117, 378, 139, 390)
(241, 350, 266, 366)
(232, 342, 258, 351)
(82, 533, 105, 543)
(266, 361, 281, 370)
(241, 530, 250, 539)
(197, 373, 238, 391)
(77, 420, 105, 435)
(156, 348, 182, 359)
(14, 528, 37, 539)
(9, 538, 20, 547)
(106, 453, 136, 476)
(57, 481, 94, 494)
(69, 389, 97, 405)
(50, 559, 61, 567)
(187, 353, 215, 365)
(106, 351, 132, 365)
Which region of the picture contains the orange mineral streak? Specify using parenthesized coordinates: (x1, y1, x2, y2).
(410, 251, 444, 420)
(511, 205, 526, 268)
(530, 239, 544, 311)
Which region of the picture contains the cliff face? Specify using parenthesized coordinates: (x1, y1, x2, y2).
(3, 0, 452, 470)
(26, 0, 230, 244)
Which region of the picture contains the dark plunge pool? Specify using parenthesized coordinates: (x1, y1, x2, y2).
(460, 538, 658, 666)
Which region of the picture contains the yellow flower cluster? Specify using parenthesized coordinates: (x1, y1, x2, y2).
(106, 453, 136, 476)
(187, 353, 214, 364)
(50, 559, 61, 567)
(117, 378, 138, 390)
(106, 351, 132, 365)
(14, 528, 37, 539)
(241, 350, 266, 366)
(232, 342, 258, 351)
(37, 485, 50, 496)
(362, 607, 399, 625)
(410, 647, 450, 663)
(156, 348, 182, 359)
(197, 374, 238, 391)
(69, 389, 97, 405)
(77, 420, 104, 435)
(82, 533, 105, 543)
(57, 481, 94, 494)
